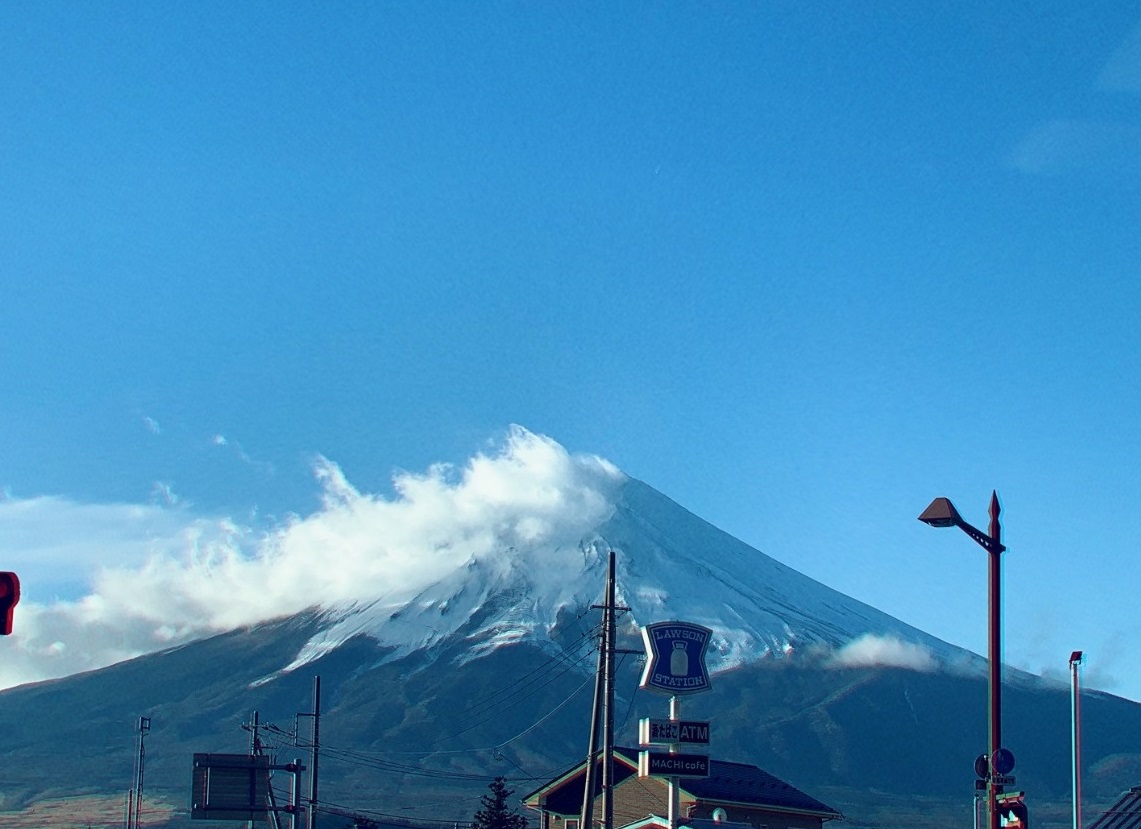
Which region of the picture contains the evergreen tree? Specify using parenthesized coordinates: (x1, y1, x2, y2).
(472, 776, 530, 829)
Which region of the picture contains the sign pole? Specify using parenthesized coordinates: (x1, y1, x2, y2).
(668, 696, 680, 829)
(638, 620, 713, 811)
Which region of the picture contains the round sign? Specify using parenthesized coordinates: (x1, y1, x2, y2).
(991, 748, 1016, 775)
(974, 754, 989, 779)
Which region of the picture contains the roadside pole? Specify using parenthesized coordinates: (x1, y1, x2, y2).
(668, 696, 680, 829)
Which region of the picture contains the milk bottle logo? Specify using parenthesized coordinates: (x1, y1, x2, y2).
(639, 621, 712, 695)
(670, 641, 689, 676)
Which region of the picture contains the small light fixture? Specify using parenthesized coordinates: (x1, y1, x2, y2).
(918, 497, 961, 528)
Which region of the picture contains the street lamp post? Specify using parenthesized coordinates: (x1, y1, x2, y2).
(919, 492, 1006, 829)
(1070, 650, 1084, 829)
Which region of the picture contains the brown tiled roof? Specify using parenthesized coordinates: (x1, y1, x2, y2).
(523, 748, 839, 819)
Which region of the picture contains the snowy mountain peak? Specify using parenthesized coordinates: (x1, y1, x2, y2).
(280, 433, 979, 681)
(4, 427, 980, 692)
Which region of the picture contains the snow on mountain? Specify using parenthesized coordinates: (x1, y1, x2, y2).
(599, 478, 978, 671)
(277, 430, 982, 682)
(4, 426, 983, 691)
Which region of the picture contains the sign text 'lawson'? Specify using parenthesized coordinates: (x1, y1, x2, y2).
(639, 621, 713, 696)
(639, 718, 711, 746)
(638, 751, 711, 778)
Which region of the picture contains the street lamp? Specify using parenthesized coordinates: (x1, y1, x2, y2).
(1070, 650, 1084, 829)
(919, 492, 1006, 829)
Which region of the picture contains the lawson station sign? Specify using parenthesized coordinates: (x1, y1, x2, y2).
(638, 620, 714, 781)
(639, 621, 713, 696)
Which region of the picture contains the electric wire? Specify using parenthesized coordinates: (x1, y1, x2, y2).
(424, 646, 596, 747)
(316, 799, 471, 827)
(259, 666, 592, 784)
(254, 630, 602, 795)
(247, 602, 611, 800)
(427, 620, 601, 729)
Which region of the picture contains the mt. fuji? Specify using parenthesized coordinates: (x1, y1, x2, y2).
(3, 426, 973, 692)
(282, 456, 976, 686)
(3, 428, 1141, 829)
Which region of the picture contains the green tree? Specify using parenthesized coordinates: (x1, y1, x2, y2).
(472, 776, 529, 829)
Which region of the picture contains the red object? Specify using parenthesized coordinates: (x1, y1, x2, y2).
(0, 571, 20, 635)
(996, 792, 1028, 829)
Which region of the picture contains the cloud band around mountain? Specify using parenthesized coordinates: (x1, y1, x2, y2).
(0, 427, 622, 689)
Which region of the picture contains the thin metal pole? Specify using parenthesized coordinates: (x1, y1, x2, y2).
(292, 758, 303, 829)
(250, 710, 260, 754)
(251, 711, 284, 829)
(134, 717, 151, 829)
(1071, 652, 1084, 829)
(986, 492, 1002, 829)
(580, 631, 604, 829)
(248, 711, 260, 829)
(307, 677, 321, 829)
(602, 552, 616, 829)
(667, 696, 680, 829)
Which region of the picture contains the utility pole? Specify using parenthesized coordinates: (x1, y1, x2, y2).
(581, 552, 634, 829)
(579, 628, 604, 829)
(601, 552, 616, 829)
(308, 676, 321, 829)
(247, 710, 288, 829)
(126, 716, 151, 829)
(248, 711, 259, 829)
(295, 677, 322, 829)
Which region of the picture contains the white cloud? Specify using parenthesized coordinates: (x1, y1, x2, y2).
(150, 481, 180, 506)
(0, 496, 210, 578)
(0, 427, 623, 690)
(1100, 21, 1141, 92)
(1009, 119, 1141, 178)
(828, 633, 938, 672)
(211, 432, 274, 474)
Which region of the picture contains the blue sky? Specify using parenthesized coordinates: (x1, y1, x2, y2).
(2, 3, 1141, 702)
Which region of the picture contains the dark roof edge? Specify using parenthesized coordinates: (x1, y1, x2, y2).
(684, 795, 842, 820)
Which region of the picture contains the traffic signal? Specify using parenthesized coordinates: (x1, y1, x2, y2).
(0, 571, 20, 635)
(996, 791, 1028, 829)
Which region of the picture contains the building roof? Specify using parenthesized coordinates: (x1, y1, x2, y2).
(680, 755, 839, 818)
(1089, 786, 1141, 829)
(681, 818, 756, 829)
(620, 816, 755, 829)
(523, 748, 840, 820)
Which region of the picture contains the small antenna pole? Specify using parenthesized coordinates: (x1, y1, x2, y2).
(132, 717, 151, 829)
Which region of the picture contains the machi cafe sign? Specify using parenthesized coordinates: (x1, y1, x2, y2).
(639, 620, 712, 695)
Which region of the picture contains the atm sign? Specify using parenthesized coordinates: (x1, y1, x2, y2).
(638, 718, 711, 746)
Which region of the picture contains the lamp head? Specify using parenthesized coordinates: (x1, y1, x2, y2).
(1070, 650, 1083, 665)
(918, 497, 961, 528)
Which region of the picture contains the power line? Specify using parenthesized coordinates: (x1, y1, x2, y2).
(427, 626, 600, 731)
(256, 664, 592, 786)
(316, 799, 472, 827)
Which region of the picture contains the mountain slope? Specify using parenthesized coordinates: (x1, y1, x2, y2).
(1, 470, 1138, 829)
(2, 621, 1140, 829)
(598, 478, 976, 668)
(280, 475, 980, 685)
